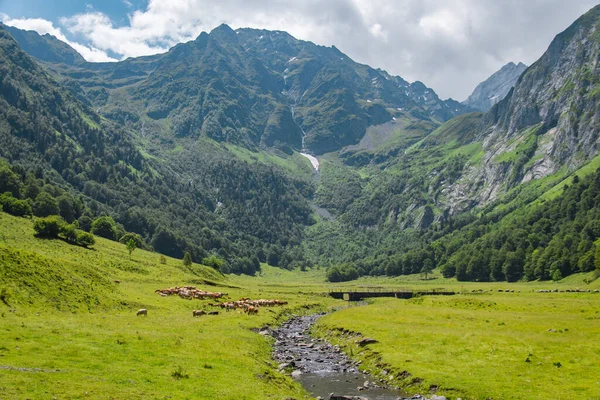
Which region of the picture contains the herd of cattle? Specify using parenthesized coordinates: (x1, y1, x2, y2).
(135, 287, 289, 317)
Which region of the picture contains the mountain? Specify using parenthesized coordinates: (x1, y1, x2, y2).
(1, 23, 86, 65)
(462, 62, 527, 111)
(5, 23, 473, 155)
(3, 5, 600, 285)
(0, 24, 315, 273)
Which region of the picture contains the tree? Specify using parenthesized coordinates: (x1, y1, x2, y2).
(119, 232, 145, 249)
(57, 195, 76, 223)
(421, 259, 434, 280)
(0, 192, 32, 217)
(91, 216, 117, 240)
(202, 255, 223, 270)
(76, 231, 96, 247)
(61, 223, 78, 243)
(503, 252, 524, 282)
(33, 216, 65, 237)
(183, 251, 192, 267)
(0, 167, 21, 198)
(126, 239, 137, 260)
(33, 192, 59, 217)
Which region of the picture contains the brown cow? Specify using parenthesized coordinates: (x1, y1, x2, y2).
(192, 310, 207, 317)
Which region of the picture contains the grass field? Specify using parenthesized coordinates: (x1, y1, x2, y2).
(315, 292, 600, 400)
(1, 212, 600, 399)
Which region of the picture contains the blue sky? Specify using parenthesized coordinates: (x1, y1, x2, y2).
(0, 0, 598, 100)
(0, 0, 146, 25)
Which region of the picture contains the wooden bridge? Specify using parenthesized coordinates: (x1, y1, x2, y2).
(328, 288, 456, 301)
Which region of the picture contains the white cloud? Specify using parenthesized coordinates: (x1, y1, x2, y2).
(3, 1, 600, 99)
(1, 14, 117, 62)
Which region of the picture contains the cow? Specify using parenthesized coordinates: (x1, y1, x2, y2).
(245, 306, 259, 315)
(136, 309, 147, 317)
(192, 310, 207, 317)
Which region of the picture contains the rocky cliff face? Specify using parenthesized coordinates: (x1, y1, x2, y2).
(463, 62, 527, 112)
(446, 5, 600, 209)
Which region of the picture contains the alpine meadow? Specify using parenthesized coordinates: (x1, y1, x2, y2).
(1, 2, 600, 400)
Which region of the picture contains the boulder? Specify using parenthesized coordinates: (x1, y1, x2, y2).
(291, 370, 303, 378)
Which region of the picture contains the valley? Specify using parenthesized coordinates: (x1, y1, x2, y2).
(0, 212, 599, 399)
(1, 2, 600, 399)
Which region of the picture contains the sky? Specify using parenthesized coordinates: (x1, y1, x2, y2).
(0, 0, 598, 100)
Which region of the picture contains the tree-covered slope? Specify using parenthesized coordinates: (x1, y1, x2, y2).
(0, 25, 315, 272)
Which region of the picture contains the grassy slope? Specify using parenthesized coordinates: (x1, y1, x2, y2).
(0, 213, 332, 399)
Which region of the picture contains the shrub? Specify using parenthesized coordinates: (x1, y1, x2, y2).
(33, 216, 65, 237)
(159, 255, 167, 264)
(91, 216, 117, 240)
(76, 231, 96, 247)
(326, 264, 359, 282)
(0, 192, 32, 217)
(202, 255, 223, 270)
(61, 223, 78, 243)
(183, 251, 192, 267)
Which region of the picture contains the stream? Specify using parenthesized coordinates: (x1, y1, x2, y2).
(271, 314, 410, 400)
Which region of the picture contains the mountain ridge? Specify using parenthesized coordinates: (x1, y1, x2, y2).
(462, 61, 527, 112)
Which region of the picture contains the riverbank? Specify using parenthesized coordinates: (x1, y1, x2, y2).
(313, 294, 600, 400)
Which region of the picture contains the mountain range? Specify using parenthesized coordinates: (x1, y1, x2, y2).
(2, 4, 600, 283)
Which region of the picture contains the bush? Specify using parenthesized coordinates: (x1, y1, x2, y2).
(61, 223, 78, 243)
(183, 251, 192, 267)
(76, 231, 96, 247)
(0, 192, 32, 217)
(33, 216, 65, 237)
(202, 255, 224, 270)
(91, 216, 117, 240)
(326, 264, 359, 282)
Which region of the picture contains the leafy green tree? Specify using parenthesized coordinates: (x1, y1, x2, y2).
(61, 223, 78, 243)
(326, 264, 359, 282)
(0, 167, 21, 198)
(91, 216, 117, 240)
(421, 259, 434, 280)
(77, 215, 93, 232)
(33, 216, 65, 237)
(76, 231, 96, 247)
(151, 229, 182, 258)
(503, 252, 524, 282)
(33, 192, 59, 217)
(119, 232, 146, 249)
(126, 239, 137, 260)
(183, 251, 192, 267)
(0, 192, 32, 217)
(202, 255, 223, 270)
(57, 195, 76, 223)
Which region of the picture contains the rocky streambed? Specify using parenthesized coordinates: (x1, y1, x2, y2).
(271, 313, 446, 400)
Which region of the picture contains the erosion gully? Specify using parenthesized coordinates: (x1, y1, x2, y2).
(271, 313, 416, 400)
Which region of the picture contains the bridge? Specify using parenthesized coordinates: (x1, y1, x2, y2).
(328, 288, 456, 301)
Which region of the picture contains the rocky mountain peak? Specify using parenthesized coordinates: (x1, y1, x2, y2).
(462, 61, 528, 112)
